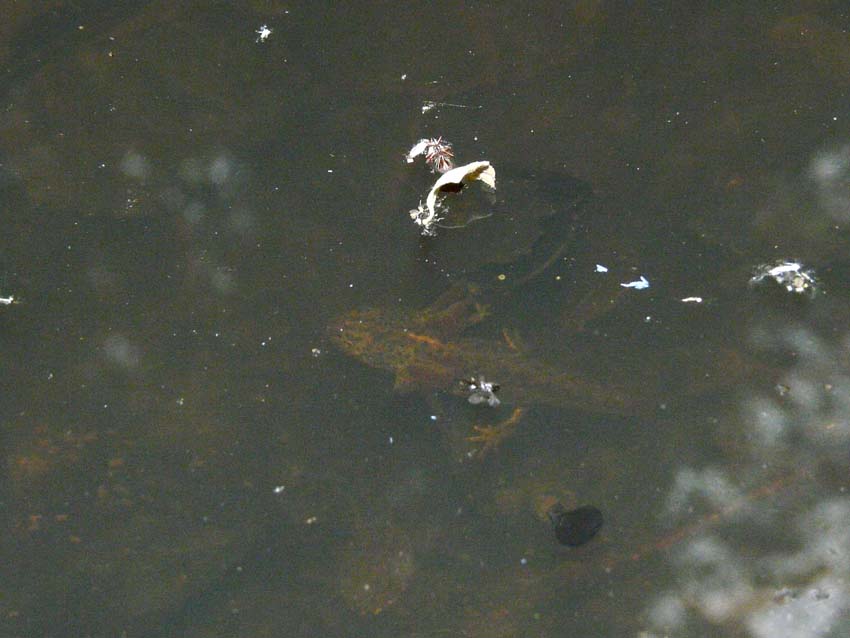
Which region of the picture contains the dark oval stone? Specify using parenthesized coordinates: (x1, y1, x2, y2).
(547, 504, 603, 547)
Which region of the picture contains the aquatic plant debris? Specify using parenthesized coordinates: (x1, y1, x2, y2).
(405, 137, 454, 173)
(749, 260, 818, 295)
(410, 160, 496, 235)
(620, 275, 650, 290)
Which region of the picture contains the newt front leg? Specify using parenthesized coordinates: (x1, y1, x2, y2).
(467, 407, 525, 457)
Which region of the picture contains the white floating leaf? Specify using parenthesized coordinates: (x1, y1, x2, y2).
(425, 160, 496, 218)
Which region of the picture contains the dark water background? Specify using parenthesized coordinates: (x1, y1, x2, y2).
(2, 2, 850, 636)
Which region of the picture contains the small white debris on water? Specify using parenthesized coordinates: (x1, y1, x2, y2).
(305, 516, 317, 525)
(406, 139, 430, 163)
(620, 276, 650, 290)
(0, 295, 15, 305)
(429, 415, 438, 421)
(273, 485, 285, 494)
(681, 297, 703, 303)
(388, 436, 394, 444)
(420, 100, 480, 114)
(595, 264, 609, 273)
(255, 24, 272, 43)
(750, 260, 818, 295)
(768, 263, 802, 277)
(410, 201, 441, 236)
(311, 347, 322, 357)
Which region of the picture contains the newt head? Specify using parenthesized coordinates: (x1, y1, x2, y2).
(328, 306, 461, 393)
(328, 307, 416, 374)
(328, 307, 383, 357)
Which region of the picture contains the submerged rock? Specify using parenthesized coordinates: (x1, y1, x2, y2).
(547, 503, 604, 547)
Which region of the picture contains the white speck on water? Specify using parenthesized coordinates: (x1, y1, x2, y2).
(255, 24, 272, 43)
(620, 275, 650, 289)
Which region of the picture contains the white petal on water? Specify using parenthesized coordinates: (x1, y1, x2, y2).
(405, 139, 429, 163)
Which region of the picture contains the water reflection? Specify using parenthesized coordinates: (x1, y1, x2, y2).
(639, 305, 850, 636)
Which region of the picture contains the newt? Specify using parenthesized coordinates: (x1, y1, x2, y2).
(328, 285, 657, 423)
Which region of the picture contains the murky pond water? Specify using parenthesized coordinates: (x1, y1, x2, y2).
(2, 2, 850, 637)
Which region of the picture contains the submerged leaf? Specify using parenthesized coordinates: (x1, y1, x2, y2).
(418, 169, 594, 277)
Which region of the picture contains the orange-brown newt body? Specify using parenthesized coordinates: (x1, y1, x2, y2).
(329, 288, 653, 418)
